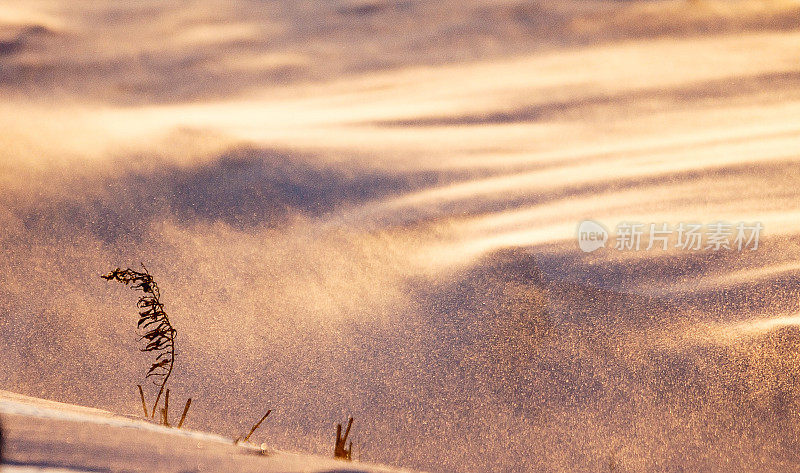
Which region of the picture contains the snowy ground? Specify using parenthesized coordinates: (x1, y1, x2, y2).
(0, 391, 416, 473)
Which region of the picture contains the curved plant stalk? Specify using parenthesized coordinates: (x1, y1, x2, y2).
(102, 264, 176, 418)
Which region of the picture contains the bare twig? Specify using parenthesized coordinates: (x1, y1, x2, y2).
(178, 398, 192, 429)
(237, 409, 272, 443)
(161, 389, 171, 426)
(334, 417, 353, 460)
(137, 385, 149, 417)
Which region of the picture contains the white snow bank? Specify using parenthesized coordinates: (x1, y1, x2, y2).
(0, 390, 422, 473)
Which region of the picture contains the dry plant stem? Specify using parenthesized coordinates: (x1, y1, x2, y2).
(101, 265, 176, 420)
(137, 385, 149, 417)
(343, 418, 352, 445)
(150, 344, 174, 419)
(178, 398, 192, 429)
(161, 389, 170, 426)
(334, 417, 354, 460)
(243, 410, 272, 443)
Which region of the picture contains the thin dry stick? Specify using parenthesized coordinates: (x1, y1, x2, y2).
(161, 389, 171, 426)
(334, 417, 354, 460)
(342, 417, 352, 446)
(178, 398, 192, 429)
(137, 385, 149, 417)
(151, 353, 173, 419)
(243, 410, 272, 443)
